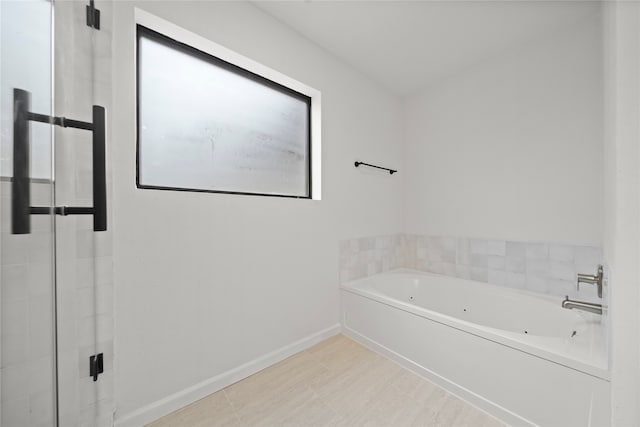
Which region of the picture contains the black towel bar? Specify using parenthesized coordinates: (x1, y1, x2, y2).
(354, 161, 397, 175)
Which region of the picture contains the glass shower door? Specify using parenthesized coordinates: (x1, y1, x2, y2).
(0, 1, 58, 426)
(1, 1, 109, 426)
(54, 1, 112, 425)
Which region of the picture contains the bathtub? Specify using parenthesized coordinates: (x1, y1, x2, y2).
(340, 269, 610, 427)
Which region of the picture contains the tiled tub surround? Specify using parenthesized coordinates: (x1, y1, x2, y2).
(338, 235, 410, 283)
(413, 236, 603, 302)
(339, 234, 604, 302)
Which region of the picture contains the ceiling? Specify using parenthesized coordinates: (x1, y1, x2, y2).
(253, 1, 600, 96)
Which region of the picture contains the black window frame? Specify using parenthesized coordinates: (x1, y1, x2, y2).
(136, 25, 313, 199)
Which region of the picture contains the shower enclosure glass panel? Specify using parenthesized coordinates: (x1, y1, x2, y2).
(1, 1, 57, 426)
(54, 1, 112, 425)
(1, 1, 108, 426)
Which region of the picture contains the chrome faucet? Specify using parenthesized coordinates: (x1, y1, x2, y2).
(561, 296, 602, 315)
(577, 265, 604, 298)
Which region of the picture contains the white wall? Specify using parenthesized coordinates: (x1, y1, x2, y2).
(110, 1, 403, 423)
(107, 2, 620, 425)
(403, 10, 603, 246)
(603, 2, 640, 425)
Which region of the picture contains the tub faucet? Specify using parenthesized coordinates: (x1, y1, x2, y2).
(577, 265, 603, 298)
(562, 296, 602, 315)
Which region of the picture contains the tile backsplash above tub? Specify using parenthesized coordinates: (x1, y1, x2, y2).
(414, 236, 603, 301)
(339, 234, 410, 283)
(339, 234, 604, 302)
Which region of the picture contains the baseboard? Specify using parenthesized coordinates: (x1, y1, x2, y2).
(342, 326, 535, 427)
(114, 324, 341, 427)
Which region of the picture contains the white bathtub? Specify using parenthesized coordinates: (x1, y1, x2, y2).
(341, 269, 610, 427)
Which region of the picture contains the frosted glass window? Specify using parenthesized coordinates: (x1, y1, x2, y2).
(137, 26, 311, 198)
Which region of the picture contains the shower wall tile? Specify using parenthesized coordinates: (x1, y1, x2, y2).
(469, 239, 488, 255)
(505, 272, 526, 289)
(339, 233, 410, 283)
(428, 236, 457, 263)
(575, 246, 602, 271)
(506, 241, 526, 258)
(455, 265, 471, 280)
(411, 234, 603, 302)
(338, 232, 603, 303)
(488, 269, 506, 286)
(526, 258, 548, 277)
(470, 267, 489, 282)
(487, 255, 505, 270)
(471, 253, 488, 268)
(526, 242, 548, 259)
(505, 255, 526, 273)
(456, 239, 471, 265)
(549, 260, 574, 281)
(430, 262, 457, 276)
(526, 275, 548, 294)
(549, 279, 574, 298)
(487, 240, 506, 256)
(549, 244, 574, 262)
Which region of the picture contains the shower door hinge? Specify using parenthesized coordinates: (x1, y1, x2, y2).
(86, 0, 101, 30)
(89, 353, 104, 382)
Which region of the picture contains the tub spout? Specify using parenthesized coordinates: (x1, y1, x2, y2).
(561, 296, 602, 315)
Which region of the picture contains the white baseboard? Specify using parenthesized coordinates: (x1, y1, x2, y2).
(114, 324, 341, 427)
(342, 326, 535, 427)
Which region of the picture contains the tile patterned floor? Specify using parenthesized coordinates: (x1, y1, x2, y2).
(148, 334, 504, 427)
